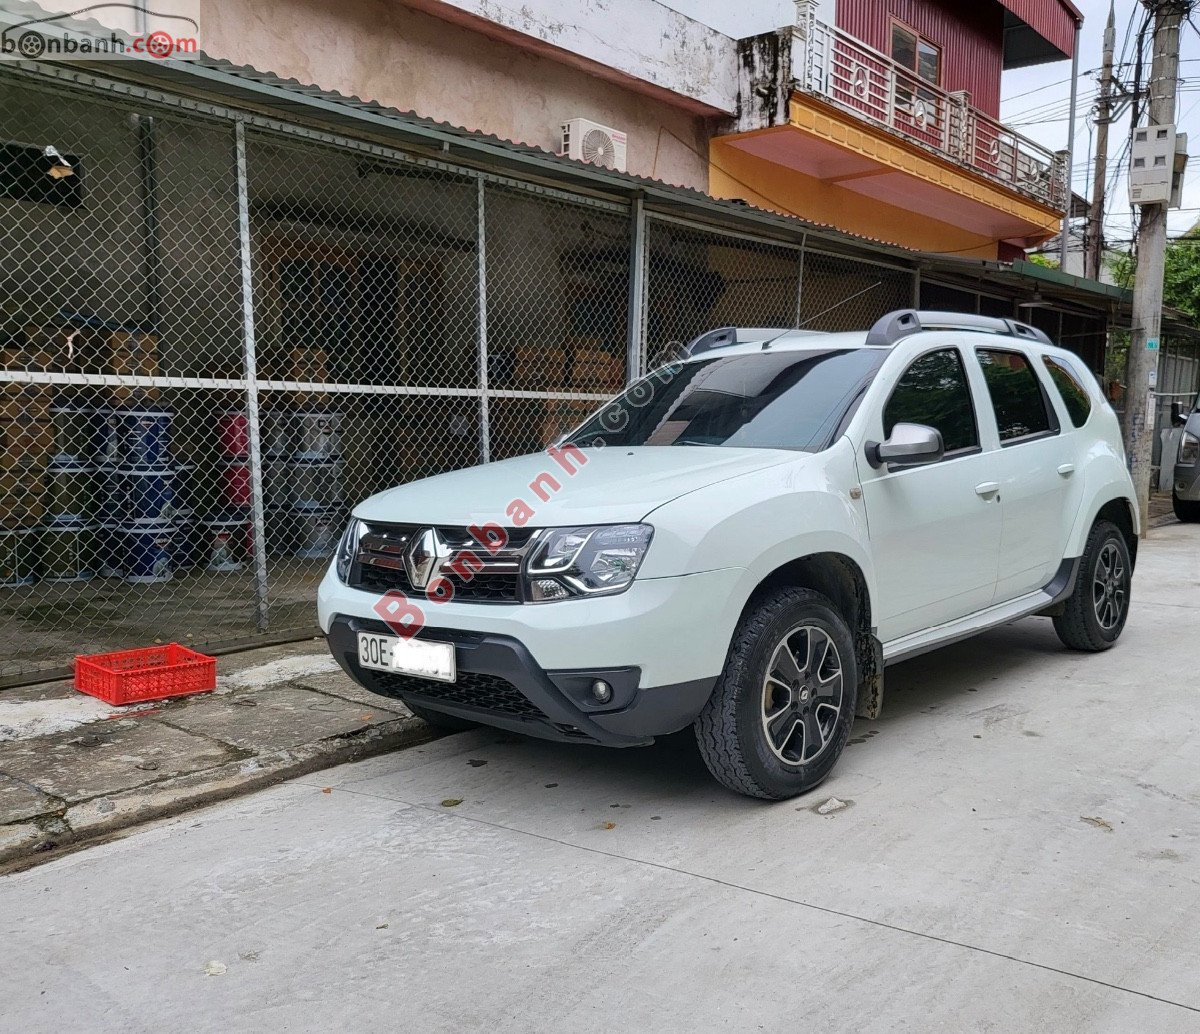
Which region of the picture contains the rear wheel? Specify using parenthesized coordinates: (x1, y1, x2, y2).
(403, 699, 476, 732)
(1173, 492, 1200, 523)
(695, 588, 857, 800)
(1053, 520, 1131, 652)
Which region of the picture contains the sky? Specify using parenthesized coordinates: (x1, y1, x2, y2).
(662, 0, 1200, 250)
(1000, 0, 1200, 248)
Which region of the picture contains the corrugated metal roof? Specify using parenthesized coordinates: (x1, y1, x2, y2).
(70, 49, 920, 264)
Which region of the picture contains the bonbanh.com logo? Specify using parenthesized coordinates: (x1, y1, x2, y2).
(0, 3, 199, 61)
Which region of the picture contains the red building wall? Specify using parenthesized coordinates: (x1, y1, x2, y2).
(835, 0, 1005, 117)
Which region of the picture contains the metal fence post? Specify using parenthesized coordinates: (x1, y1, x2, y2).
(234, 119, 270, 631)
(794, 231, 808, 326)
(477, 176, 491, 463)
(626, 196, 647, 383)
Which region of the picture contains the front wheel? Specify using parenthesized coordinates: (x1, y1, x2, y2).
(1053, 520, 1132, 651)
(694, 588, 857, 800)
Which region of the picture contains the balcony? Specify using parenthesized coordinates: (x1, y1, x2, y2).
(716, 8, 1070, 256)
(794, 17, 1067, 212)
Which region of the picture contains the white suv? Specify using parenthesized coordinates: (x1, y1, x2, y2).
(318, 309, 1139, 799)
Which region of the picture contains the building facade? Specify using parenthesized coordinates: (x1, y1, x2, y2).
(718, 0, 1080, 258)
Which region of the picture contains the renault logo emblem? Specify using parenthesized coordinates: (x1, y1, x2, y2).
(405, 528, 450, 589)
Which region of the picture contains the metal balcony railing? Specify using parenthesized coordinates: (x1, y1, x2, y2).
(794, 14, 1068, 212)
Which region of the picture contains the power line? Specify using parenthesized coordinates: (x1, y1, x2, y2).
(1000, 73, 1089, 105)
(1116, 0, 1141, 70)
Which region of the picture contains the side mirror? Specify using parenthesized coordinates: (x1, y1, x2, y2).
(1171, 401, 1188, 428)
(866, 422, 944, 470)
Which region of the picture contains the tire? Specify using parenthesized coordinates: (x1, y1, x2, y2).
(694, 587, 858, 800)
(1173, 492, 1200, 523)
(403, 699, 477, 732)
(1053, 519, 1132, 652)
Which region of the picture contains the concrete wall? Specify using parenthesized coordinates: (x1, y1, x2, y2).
(403, 0, 737, 113)
(200, 0, 717, 191)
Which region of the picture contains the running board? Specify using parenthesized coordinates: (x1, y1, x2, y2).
(882, 557, 1080, 665)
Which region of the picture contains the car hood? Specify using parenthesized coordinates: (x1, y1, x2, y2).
(353, 446, 799, 527)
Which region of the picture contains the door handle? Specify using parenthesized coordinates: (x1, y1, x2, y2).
(974, 481, 1000, 497)
(1057, 463, 1075, 477)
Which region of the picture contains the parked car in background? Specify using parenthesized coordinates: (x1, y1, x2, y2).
(1170, 401, 1200, 522)
(319, 310, 1140, 800)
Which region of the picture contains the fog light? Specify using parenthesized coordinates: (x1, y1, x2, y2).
(531, 578, 570, 601)
(591, 679, 612, 704)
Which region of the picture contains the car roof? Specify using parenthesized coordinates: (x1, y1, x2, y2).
(681, 330, 872, 361)
(681, 310, 1057, 364)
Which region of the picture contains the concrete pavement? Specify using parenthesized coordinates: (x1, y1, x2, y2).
(1, 522, 1198, 1032)
(0, 643, 434, 864)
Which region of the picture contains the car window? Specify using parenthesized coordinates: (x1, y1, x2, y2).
(564, 348, 887, 452)
(883, 348, 979, 454)
(1041, 355, 1092, 427)
(975, 349, 1056, 444)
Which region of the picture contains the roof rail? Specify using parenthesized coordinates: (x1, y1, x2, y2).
(864, 309, 1053, 348)
(686, 326, 738, 357)
(685, 326, 828, 357)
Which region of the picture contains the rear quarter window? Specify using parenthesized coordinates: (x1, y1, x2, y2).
(975, 348, 1058, 444)
(1041, 355, 1093, 428)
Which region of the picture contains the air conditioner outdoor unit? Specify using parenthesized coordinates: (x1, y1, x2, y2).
(561, 118, 627, 172)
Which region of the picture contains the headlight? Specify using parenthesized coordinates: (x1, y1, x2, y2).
(1180, 431, 1199, 465)
(525, 524, 653, 602)
(335, 518, 363, 582)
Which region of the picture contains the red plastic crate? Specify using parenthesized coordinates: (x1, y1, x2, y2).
(75, 644, 217, 706)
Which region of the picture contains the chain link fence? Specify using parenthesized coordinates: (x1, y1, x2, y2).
(640, 216, 916, 369)
(1, 65, 1117, 683)
(483, 185, 629, 459)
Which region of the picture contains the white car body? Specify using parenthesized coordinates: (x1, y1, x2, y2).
(318, 311, 1139, 785)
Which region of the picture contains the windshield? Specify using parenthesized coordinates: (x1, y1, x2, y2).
(564, 348, 886, 451)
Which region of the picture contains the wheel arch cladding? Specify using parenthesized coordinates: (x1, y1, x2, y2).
(1095, 497, 1138, 570)
(746, 552, 884, 720)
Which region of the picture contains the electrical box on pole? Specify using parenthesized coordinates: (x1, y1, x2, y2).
(1128, 124, 1189, 206)
(1171, 132, 1189, 208)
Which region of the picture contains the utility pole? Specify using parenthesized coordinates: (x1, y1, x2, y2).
(1086, 2, 1117, 281)
(1060, 17, 1082, 269)
(1125, 0, 1191, 531)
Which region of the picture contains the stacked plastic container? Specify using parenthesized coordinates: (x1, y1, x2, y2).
(207, 411, 255, 572)
(95, 402, 181, 583)
(288, 410, 343, 559)
(0, 370, 52, 589)
(44, 399, 97, 583)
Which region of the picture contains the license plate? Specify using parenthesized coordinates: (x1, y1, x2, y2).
(357, 632, 456, 683)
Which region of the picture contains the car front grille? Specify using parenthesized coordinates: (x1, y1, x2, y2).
(348, 523, 534, 604)
(373, 670, 546, 720)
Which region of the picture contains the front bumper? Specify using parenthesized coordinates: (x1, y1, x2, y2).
(1174, 461, 1200, 502)
(318, 563, 745, 688)
(326, 615, 716, 747)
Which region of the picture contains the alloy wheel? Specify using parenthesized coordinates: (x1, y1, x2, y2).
(1092, 541, 1128, 632)
(760, 625, 844, 767)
